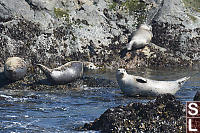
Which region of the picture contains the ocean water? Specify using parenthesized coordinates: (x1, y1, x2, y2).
(0, 67, 200, 132)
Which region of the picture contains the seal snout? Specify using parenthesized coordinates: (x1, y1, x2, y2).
(116, 68, 127, 79)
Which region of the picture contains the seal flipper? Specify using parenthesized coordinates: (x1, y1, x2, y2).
(177, 77, 190, 86)
(37, 64, 53, 80)
(136, 78, 147, 83)
(119, 48, 129, 58)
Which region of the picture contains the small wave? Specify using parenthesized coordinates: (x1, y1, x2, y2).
(0, 94, 29, 102)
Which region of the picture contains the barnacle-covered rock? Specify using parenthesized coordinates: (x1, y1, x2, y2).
(81, 94, 185, 132)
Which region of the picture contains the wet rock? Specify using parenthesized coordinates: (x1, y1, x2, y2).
(193, 91, 200, 101)
(81, 94, 185, 132)
(0, 65, 118, 90)
(83, 76, 117, 88)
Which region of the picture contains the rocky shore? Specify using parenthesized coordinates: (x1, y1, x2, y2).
(0, 66, 118, 90)
(0, 0, 200, 71)
(0, 0, 199, 90)
(0, 1, 199, 132)
(81, 94, 186, 132)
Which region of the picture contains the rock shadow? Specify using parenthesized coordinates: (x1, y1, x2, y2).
(0, 72, 12, 88)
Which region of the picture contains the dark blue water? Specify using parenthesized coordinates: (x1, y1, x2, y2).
(0, 67, 199, 132)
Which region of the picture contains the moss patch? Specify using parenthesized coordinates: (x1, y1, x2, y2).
(122, 0, 146, 13)
(54, 8, 70, 22)
(187, 13, 198, 22)
(108, 2, 118, 10)
(109, 0, 146, 14)
(108, 0, 147, 24)
(183, 0, 200, 12)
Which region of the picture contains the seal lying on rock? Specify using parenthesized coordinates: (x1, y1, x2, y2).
(4, 57, 27, 81)
(37, 61, 98, 84)
(116, 69, 190, 96)
(127, 24, 153, 50)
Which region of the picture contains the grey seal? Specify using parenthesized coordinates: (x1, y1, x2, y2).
(116, 69, 190, 96)
(4, 57, 27, 81)
(37, 61, 99, 84)
(127, 24, 153, 50)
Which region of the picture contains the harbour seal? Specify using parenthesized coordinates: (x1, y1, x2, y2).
(4, 57, 27, 81)
(37, 61, 98, 84)
(116, 69, 190, 96)
(127, 24, 153, 50)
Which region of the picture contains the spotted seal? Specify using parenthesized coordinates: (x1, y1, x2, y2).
(4, 57, 27, 81)
(116, 69, 190, 96)
(37, 61, 98, 84)
(127, 24, 153, 50)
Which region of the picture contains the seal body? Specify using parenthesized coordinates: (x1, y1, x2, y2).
(37, 61, 84, 84)
(4, 57, 27, 81)
(127, 24, 153, 50)
(116, 69, 190, 96)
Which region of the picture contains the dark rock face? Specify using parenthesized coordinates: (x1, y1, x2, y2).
(81, 94, 185, 132)
(193, 91, 200, 101)
(152, 21, 200, 62)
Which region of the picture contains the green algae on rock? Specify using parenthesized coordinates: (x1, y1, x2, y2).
(54, 8, 70, 23)
(183, 0, 200, 12)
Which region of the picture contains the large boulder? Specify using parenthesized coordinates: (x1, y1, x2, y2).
(152, 0, 200, 61)
(81, 94, 185, 132)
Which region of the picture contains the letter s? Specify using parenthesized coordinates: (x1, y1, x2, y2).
(188, 103, 198, 116)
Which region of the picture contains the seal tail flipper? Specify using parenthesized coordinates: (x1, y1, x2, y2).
(176, 77, 190, 86)
(119, 48, 129, 58)
(37, 64, 52, 78)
